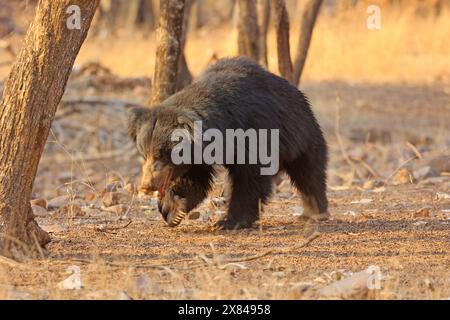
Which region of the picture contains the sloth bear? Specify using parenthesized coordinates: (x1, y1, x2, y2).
(128, 57, 328, 229)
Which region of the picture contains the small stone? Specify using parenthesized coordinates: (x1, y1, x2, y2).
(31, 198, 47, 209)
(187, 211, 201, 220)
(42, 224, 68, 233)
(342, 210, 357, 217)
(55, 204, 85, 218)
(319, 267, 382, 299)
(413, 166, 438, 180)
(118, 291, 132, 300)
(292, 206, 304, 216)
(103, 182, 120, 193)
(391, 168, 413, 185)
(47, 195, 71, 210)
(364, 180, 384, 190)
(102, 192, 131, 207)
(372, 186, 386, 193)
(85, 192, 97, 201)
(419, 177, 448, 185)
(289, 282, 314, 293)
(363, 180, 375, 190)
(427, 155, 450, 174)
(31, 205, 50, 217)
(436, 192, 450, 200)
(350, 198, 373, 205)
(106, 204, 129, 215)
(413, 207, 431, 218)
(273, 272, 285, 278)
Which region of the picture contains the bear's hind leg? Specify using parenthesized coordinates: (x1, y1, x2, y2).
(216, 168, 272, 230)
(286, 154, 329, 221)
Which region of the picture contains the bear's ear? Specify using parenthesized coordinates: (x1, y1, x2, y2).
(126, 107, 151, 143)
(177, 111, 203, 135)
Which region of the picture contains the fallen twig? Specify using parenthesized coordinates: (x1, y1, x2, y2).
(63, 232, 321, 270)
(95, 220, 133, 234)
(214, 232, 321, 265)
(384, 156, 417, 184)
(405, 141, 422, 160)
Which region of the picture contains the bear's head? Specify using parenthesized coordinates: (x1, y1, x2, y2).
(127, 106, 199, 197)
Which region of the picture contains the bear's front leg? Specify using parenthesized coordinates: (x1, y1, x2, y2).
(216, 170, 272, 230)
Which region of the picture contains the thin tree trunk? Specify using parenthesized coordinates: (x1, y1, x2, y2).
(0, 0, 99, 259)
(237, 0, 259, 62)
(123, 0, 156, 32)
(257, 0, 270, 68)
(136, 0, 156, 30)
(272, 0, 293, 83)
(91, 0, 122, 37)
(293, 0, 323, 86)
(125, 0, 141, 33)
(150, 0, 185, 105)
(193, 0, 205, 29)
(175, 0, 193, 92)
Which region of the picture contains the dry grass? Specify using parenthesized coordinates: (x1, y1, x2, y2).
(67, 3, 450, 85)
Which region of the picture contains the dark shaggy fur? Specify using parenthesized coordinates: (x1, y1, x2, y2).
(128, 57, 328, 229)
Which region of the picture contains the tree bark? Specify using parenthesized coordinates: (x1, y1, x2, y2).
(257, 0, 270, 68)
(150, 0, 185, 105)
(0, 0, 99, 259)
(175, 0, 193, 92)
(237, 0, 259, 62)
(293, 0, 323, 86)
(272, 0, 293, 83)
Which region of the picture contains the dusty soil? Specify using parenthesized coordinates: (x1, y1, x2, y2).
(0, 71, 449, 299)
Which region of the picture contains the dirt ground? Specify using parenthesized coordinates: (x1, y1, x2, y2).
(0, 69, 449, 299)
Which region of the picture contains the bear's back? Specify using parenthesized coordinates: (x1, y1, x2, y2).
(202, 57, 266, 79)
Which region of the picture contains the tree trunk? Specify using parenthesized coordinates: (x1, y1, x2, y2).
(192, 0, 205, 29)
(293, 0, 323, 86)
(150, 0, 185, 105)
(237, 0, 259, 62)
(272, 0, 293, 83)
(0, 0, 99, 259)
(257, 0, 270, 68)
(175, 0, 193, 92)
(93, 0, 122, 36)
(136, 0, 156, 30)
